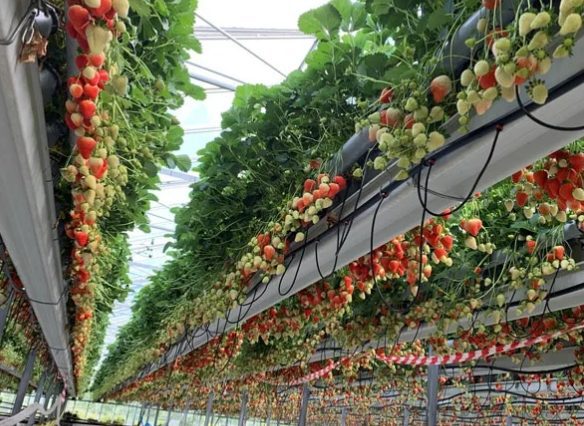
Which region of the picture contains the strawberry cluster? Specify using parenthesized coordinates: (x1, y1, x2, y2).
(63, 0, 129, 381)
(510, 149, 584, 222)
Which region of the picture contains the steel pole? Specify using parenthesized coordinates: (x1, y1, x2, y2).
(341, 407, 347, 426)
(180, 401, 190, 426)
(204, 392, 214, 426)
(506, 415, 513, 426)
(27, 370, 47, 425)
(153, 406, 160, 426)
(165, 407, 173, 426)
(403, 406, 410, 426)
(0, 286, 14, 344)
(426, 364, 439, 426)
(12, 347, 37, 415)
(298, 383, 310, 426)
(238, 391, 248, 426)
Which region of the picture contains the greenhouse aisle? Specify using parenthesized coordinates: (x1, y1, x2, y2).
(0, 0, 584, 425)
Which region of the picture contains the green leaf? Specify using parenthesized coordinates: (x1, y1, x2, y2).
(331, 0, 352, 21)
(143, 161, 158, 177)
(174, 154, 192, 172)
(130, 0, 152, 17)
(427, 9, 451, 31)
(298, 4, 342, 39)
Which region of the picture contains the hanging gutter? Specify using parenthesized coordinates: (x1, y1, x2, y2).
(0, 2, 75, 395)
(113, 30, 584, 393)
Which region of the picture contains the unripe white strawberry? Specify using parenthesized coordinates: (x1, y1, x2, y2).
(519, 13, 536, 36)
(474, 99, 492, 115)
(553, 44, 570, 58)
(428, 106, 444, 122)
(460, 69, 474, 87)
(500, 86, 516, 102)
(83, 0, 101, 7)
(573, 187, 584, 201)
(559, 13, 582, 35)
(495, 66, 514, 88)
(530, 11, 551, 29)
(529, 81, 548, 104)
(537, 57, 552, 75)
(427, 131, 445, 151)
(473, 60, 490, 77)
(457, 99, 471, 115)
(476, 18, 487, 33)
(465, 236, 478, 250)
(411, 122, 425, 137)
(504, 199, 514, 212)
(112, 0, 130, 18)
(483, 87, 498, 101)
(528, 31, 549, 50)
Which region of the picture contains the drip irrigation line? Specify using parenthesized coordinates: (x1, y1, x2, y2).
(515, 85, 584, 131)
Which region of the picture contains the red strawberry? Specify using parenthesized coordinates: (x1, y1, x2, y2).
(83, 84, 100, 100)
(380, 108, 401, 128)
(533, 170, 547, 188)
(441, 235, 454, 251)
(312, 189, 322, 200)
(304, 179, 316, 193)
(404, 113, 414, 129)
(482, 0, 500, 9)
(79, 100, 96, 119)
(545, 179, 560, 198)
(75, 54, 89, 70)
(76, 136, 97, 159)
(328, 182, 341, 199)
(97, 69, 110, 88)
(559, 183, 575, 201)
(553, 246, 565, 260)
(74, 231, 89, 247)
(511, 170, 523, 183)
(569, 153, 584, 172)
(89, 53, 105, 67)
(263, 245, 276, 261)
(68, 5, 90, 31)
(477, 67, 497, 90)
(69, 83, 84, 99)
(515, 191, 529, 207)
(333, 175, 347, 190)
(430, 75, 452, 103)
(526, 240, 536, 254)
(88, 0, 112, 18)
(379, 87, 393, 104)
(465, 218, 483, 237)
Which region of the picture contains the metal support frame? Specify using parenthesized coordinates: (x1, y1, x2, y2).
(0, 285, 14, 345)
(180, 401, 190, 426)
(204, 392, 214, 426)
(153, 405, 160, 426)
(341, 407, 347, 426)
(266, 403, 272, 426)
(143, 404, 151, 425)
(298, 383, 310, 426)
(238, 391, 248, 426)
(403, 406, 410, 426)
(12, 347, 37, 415)
(27, 371, 47, 425)
(426, 364, 439, 426)
(165, 407, 173, 426)
(506, 415, 513, 426)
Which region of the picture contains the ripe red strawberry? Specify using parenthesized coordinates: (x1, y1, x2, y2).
(441, 235, 454, 251)
(532, 170, 547, 188)
(559, 182, 575, 201)
(465, 218, 483, 236)
(380, 108, 401, 127)
(304, 179, 316, 193)
(97, 69, 110, 88)
(312, 189, 322, 200)
(89, 53, 105, 67)
(379, 87, 393, 104)
(333, 175, 347, 190)
(76, 136, 97, 159)
(526, 240, 536, 254)
(263, 245, 276, 261)
(68, 5, 90, 31)
(404, 113, 414, 129)
(553, 245, 565, 260)
(328, 182, 341, 198)
(477, 67, 497, 89)
(69, 83, 84, 99)
(88, 0, 112, 18)
(545, 178, 560, 198)
(83, 84, 100, 100)
(511, 170, 523, 183)
(79, 100, 96, 119)
(482, 0, 501, 9)
(569, 153, 584, 172)
(75, 54, 89, 70)
(430, 75, 452, 103)
(74, 231, 89, 247)
(515, 191, 529, 207)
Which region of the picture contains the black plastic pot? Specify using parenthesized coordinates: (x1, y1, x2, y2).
(39, 64, 60, 105)
(33, 5, 59, 39)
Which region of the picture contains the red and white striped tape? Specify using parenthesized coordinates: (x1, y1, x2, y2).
(376, 320, 584, 366)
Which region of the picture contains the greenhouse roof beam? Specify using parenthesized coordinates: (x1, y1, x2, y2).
(195, 14, 287, 78)
(0, 1, 74, 395)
